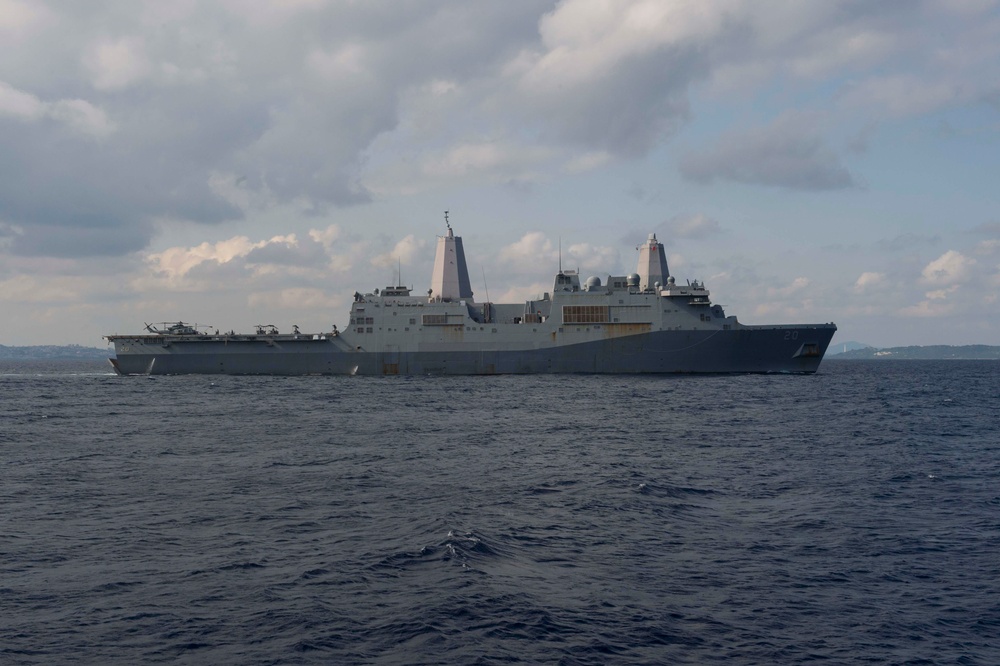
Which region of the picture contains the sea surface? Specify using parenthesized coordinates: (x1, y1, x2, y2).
(1, 360, 998, 665)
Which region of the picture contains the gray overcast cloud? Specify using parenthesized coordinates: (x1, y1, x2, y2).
(0, 0, 554, 256)
(678, 112, 858, 191)
(0, 0, 957, 257)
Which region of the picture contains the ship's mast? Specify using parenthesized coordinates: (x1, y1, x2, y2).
(636, 233, 670, 291)
(430, 211, 474, 301)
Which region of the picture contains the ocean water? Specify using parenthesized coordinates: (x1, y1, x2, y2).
(1, 360, 998, 665)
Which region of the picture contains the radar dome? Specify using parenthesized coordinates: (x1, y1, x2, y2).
(584, 276, 602, 290)
(626, 273, 640, 287)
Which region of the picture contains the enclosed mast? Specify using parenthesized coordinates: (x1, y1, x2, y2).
(429, 213, 474, 302)
(636, 233, 670, 291)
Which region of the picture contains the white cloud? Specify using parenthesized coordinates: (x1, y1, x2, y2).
(975, 239, 1000, 255)
(0, 221, 20, 251)
(0, 0, 51, 38)
(494, 231, 616, 282)
(500, 0, 713, 157)
(146, 234, 300, 282)
(499, 231, 556, 268)
(0, 80, 44, 118)
(766, 276, 811, 299)
(566, 242, 619, 273)
(136, 225, 352, 298)
(85, 37, 152, 91)
(49, 99, 116, 138)
(0, 81, 115, 138)
(523, 0, 721, 89)
(920, 250, 976, 284)
(925, 287, 957, 300)
(308, 224, 342, 251)
(854, 271, 886, 291)
(371, 234, 427, 269)
(893, 248, 989, 318)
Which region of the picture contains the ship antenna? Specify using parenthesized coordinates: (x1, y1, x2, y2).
(444, 210, 451, 232)
(482, 266, 491, 304)
(558, 237, 562, 274)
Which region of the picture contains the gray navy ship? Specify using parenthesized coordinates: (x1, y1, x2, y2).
(105, 220, 836, 375)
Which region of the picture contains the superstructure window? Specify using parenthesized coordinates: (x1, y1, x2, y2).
(562, 305, 610, 324)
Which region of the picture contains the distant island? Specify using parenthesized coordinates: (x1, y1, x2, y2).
(829, 345, 1000, 360)
(0, 344, 110, 360)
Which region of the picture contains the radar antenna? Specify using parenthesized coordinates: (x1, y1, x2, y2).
(444, 210, 451, 232)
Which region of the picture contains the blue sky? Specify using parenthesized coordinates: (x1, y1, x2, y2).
(1, 0, 998, 347)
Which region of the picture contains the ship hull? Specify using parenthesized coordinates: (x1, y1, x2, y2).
(107, 324, 836, 376)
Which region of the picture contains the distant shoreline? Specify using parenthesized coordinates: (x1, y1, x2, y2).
(827, 345, 1000, 360)
(0, 344, 110, 360)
